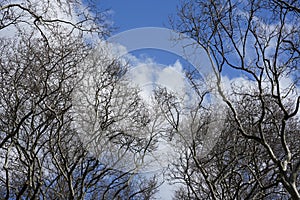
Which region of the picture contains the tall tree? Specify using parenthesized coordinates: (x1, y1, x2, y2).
(169, 0, 300, 199)
(0, 0, 158, 199)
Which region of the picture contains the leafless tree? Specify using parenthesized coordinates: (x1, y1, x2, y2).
(168, 0, 300, 199)
(0, 0, 159, 199)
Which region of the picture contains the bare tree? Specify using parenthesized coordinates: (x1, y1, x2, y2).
(0, 0, 159, 199)
(169, 0, 300, 199)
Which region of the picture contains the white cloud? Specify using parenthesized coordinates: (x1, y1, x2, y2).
(156, 60, 186, 95)
(125, 56, 190, 105)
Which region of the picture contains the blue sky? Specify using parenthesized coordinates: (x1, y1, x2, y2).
(97, 0, 236, 79)
(99, 0, 180, 32)
(98, 0, 185, 67)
